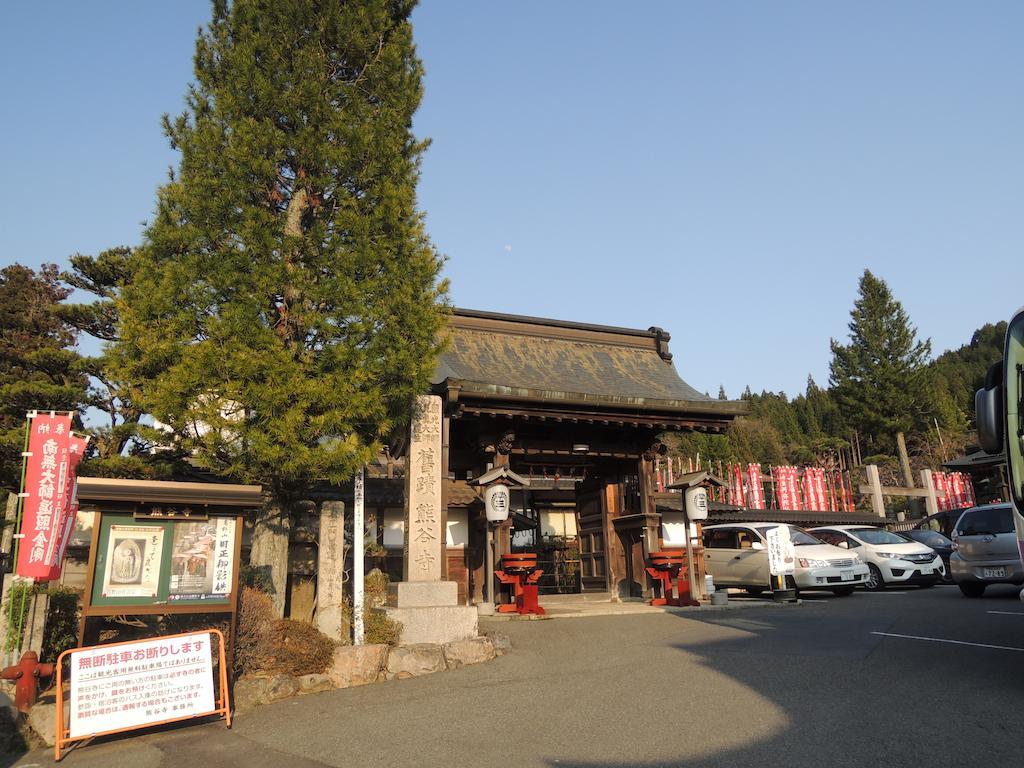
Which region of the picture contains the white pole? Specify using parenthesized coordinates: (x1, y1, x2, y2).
(353, 466, 365, 645)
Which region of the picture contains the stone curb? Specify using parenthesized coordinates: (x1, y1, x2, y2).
(479, 599, 802, 622)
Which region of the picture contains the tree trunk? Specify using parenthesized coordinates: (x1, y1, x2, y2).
(250, 496, 292, 618)
(895, 431, 920, 517)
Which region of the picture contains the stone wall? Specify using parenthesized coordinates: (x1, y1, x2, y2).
(232, 632, 509, 712)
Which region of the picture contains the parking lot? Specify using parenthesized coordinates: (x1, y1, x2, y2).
(20, 582, 1024, 768)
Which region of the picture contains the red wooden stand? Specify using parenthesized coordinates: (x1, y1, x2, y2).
(646, 550, 699, 607)
(495, 553, 546, 615)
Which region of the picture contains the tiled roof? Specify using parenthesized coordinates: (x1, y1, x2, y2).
(434, 309, 745, 416)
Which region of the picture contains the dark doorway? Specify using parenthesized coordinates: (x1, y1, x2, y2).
(576, 480, 608, 592)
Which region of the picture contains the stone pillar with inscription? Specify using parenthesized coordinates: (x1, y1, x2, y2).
(316, 499, 346, 641)
(384, 395, 478, 644)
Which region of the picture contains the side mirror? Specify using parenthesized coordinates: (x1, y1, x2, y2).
(750, 541, 765, 551)
(976, 362, 1004, 454)
(837, 540, 849, 549)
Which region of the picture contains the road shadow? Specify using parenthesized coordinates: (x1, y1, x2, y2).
(544, 590, 1024, 768)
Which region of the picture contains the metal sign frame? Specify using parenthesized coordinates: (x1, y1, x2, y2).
(54, 628, 231, 761)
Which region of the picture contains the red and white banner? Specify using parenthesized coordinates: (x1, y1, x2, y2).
(15, 414, 85, 581)
(946, 475, 962, 512)
(17, 414, 73, 579)
(746, 464, 765, 509)
(930, 471, 975, 512)
(962, 473, 976, 507)
(774, 466, 801, 510)
(45, 434, 88, 580)
(730, 463, 746, 507)
(816, 469, 829, 511)
(931, 471, 951, 511)
(801, 467, 829, 511)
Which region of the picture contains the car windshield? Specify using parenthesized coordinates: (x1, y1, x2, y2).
(847, 528, 907, 545)
(755, 525, 821, 546)
(905, 531, 952, 548)
(957, 506, 1015, 536)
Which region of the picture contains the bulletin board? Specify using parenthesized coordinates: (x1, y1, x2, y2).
(81, 509, 243, 628)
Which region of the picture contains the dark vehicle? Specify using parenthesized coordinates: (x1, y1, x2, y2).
(899, 529, 954, 582)
(912, 509, 972, 538)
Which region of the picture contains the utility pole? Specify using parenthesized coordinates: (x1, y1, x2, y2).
(353, 466, 365, 645)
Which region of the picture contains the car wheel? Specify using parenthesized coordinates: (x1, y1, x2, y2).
(958, 583, 986, 598)
(744, 587, 765, 596)
(864, 564, 885, 591)
(831, 587, 855, 597)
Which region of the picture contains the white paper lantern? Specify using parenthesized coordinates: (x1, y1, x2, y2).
(485, 484, 511, 523)
(684, 486, 709, 521)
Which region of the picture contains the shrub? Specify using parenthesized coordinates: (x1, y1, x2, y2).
(341, 568, 402, 646)
(41, 586, 82, 663)
(260, 619, 335, 676)
(2, 580, 44, 655)
(363, 608, 402, 647)
(235, 586, 274, 676)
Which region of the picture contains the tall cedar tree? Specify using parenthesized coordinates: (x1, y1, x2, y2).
(829, 270, 933, 456)
(115, 0, 447, 613)
(0, 264, 88, 489)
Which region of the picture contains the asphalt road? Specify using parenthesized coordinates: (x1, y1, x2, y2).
(12, 584, 1024, 768)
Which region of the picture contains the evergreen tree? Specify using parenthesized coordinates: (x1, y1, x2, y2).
(717, 384, 727, 400)
(829, 270, 933, 456)
(0, 264, 88, 489)
(931, 321, 1007, 431)
(115, 0, 447, 614)
(60, 248, 183, 478)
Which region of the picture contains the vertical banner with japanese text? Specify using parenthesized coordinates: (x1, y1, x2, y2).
(16, 413, 73, 580)
(746, 464, 765, 509)
(44, 433, 88, 580)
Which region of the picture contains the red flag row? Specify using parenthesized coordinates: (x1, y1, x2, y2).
(654, 458, 858, 512)
(929, 471, 976, 512)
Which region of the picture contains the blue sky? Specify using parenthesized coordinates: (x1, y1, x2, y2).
(2, 1, 1021, 398)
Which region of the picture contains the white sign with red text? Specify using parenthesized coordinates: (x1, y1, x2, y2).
(68, 632, 216, 739)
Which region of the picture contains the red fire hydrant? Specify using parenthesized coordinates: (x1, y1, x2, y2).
(1, 651, 55, 713)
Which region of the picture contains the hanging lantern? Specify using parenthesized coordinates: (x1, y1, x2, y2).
(485, 484, 511, 523)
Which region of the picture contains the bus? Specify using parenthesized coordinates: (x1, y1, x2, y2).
(976, 306, 1024, 576)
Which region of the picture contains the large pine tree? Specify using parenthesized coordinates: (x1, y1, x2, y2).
(0, 264, 88, 490)
(829, 270, 933, 457)
(60, 248, 183, 478)
(115, 0, 448, 614)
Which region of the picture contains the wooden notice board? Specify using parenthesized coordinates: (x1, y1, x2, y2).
(79, 509, 245, 647)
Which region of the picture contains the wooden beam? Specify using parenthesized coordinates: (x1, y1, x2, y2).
(858, 485, 937, 499)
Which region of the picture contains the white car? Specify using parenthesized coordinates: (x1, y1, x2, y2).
(702, 523, 869, 596)
(811, 525, 945, 591)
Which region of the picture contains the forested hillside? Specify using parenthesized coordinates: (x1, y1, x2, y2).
(669, 272, 1006, 479)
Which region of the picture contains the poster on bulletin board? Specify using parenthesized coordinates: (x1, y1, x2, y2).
(89, 513, 238, 609)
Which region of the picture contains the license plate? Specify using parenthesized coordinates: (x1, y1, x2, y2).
(983, 567, 1006, 579)
(841, 570, 854, 581)
(920, 568, 931, 575)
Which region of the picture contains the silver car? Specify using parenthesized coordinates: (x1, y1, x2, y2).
(702, 523, 868, 596)
(950, 503, 1024, 597)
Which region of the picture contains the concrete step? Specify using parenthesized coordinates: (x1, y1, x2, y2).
(540, 591, 615, 604)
